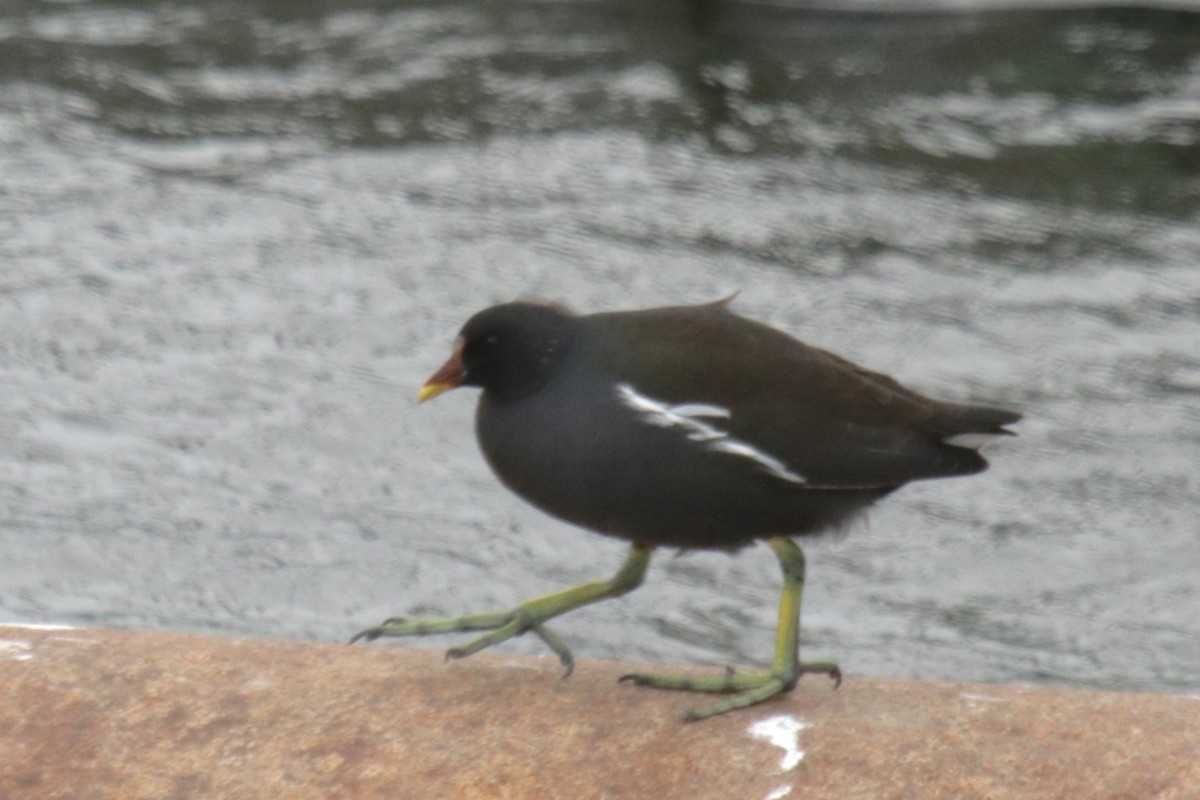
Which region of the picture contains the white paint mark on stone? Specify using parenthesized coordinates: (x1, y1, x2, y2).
(616, 384, 807, 484)
(764, 784, 793, 800)
(960, 692, 1008, 704)
(1, 622, 77, 631)
(496, 657, 552, 672)
(47, 636, 99, 646)
(748, 714, 809, 772)
(0, 640, 35, 661)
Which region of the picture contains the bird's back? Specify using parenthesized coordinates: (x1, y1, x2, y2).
(583, 301, 1020, 489)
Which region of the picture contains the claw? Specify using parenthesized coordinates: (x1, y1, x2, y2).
(350, 615, 410, 644)
(349, 627, 381, 645)
(797, 661, 843, 689)
(527, 622, 575, 678)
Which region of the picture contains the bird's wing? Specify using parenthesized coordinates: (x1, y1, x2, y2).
(591, 303, 1017, 489)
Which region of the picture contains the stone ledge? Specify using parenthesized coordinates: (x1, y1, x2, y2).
(0, 625, 1196, 799)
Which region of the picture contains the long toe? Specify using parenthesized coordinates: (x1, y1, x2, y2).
(348, 627, 382, 644)
(798, 660, 842, 689)
(617, 667, 811, 720)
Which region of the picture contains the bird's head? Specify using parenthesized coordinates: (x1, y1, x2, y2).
(419, 301, 576, 402)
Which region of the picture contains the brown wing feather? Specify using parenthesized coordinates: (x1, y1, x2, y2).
(589, 302, 1017, 488)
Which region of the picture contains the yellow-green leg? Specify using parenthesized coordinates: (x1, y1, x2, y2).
(620, 537, 840, 721)
(351, 544, 652, 677)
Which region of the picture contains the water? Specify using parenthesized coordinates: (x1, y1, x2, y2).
(1, 0, 1197, 697)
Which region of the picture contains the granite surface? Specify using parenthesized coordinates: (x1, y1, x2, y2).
(1, 625, 1196, 800)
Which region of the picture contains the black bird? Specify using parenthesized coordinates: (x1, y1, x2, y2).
(353, 298, 1020, 720)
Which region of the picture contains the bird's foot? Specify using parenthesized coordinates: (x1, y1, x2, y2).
(619, 660, 841, 721)
(350, 608, 576, 677)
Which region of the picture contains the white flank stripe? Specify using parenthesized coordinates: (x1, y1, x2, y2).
(615, 383, 806, 485)
(710, 440, 807, 484)
(669, 403, 731, 420)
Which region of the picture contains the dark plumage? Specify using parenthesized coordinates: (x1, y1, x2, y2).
(355, 298, 1020, 720)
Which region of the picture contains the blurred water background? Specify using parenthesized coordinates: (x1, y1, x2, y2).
(1, 0, 1198, 696)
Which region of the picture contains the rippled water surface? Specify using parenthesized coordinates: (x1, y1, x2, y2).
(1, 0, 1198, 696)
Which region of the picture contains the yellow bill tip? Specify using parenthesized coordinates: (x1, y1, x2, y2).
(420, 337, 466, 402)
(417, 381, 456, 403)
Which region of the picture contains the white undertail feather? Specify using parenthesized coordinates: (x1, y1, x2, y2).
(615, 383, 807, 484)
(943, 432, 1006, 450)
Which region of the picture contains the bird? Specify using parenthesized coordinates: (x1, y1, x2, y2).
(352, 297, 1021, 720)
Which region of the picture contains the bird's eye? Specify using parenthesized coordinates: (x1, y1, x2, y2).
(484, 335, 500, 346)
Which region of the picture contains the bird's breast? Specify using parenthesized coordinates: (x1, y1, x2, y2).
(475, 377, 636, 527)
(471, 375, 866, 548)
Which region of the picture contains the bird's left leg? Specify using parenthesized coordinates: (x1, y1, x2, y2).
(351, 544, 652, 677)
(620, 536, 840, 721)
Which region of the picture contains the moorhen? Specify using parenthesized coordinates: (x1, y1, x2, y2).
(353, 298, 1020, 720)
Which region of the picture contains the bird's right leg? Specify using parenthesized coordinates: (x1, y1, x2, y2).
(619, 537, 840, 720)
(350, 543, 652, 677)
